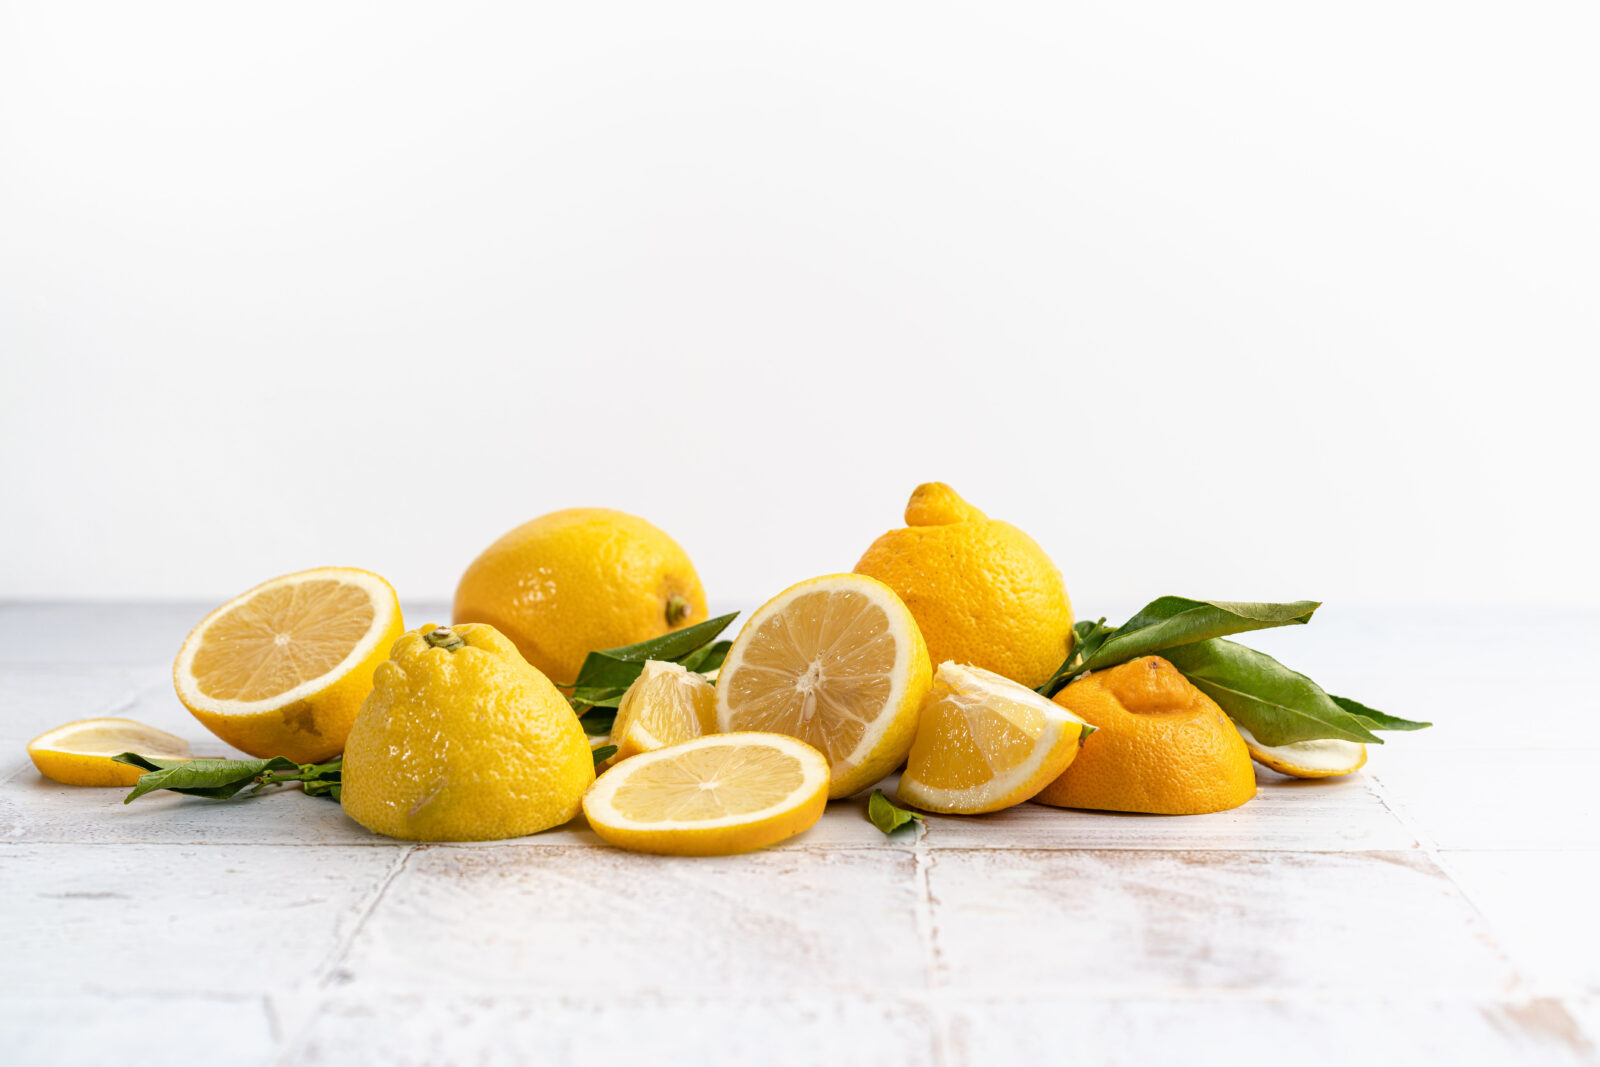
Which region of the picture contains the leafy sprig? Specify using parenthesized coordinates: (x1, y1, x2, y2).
(568, 612, 739, 735)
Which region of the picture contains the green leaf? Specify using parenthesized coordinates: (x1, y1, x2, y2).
(1160, 639, 1381, 746)
(570, 613, 740, 691)
(578, 709, 617, 737)
(677, 639, 732, 676)
(1331, 694, 1431, 732)
(867, 789, 924, 836)
(568, 686, 629, 710)
(113, 754, 299, 803)
(1035, 618, 1114, 697)
(590, 744, 618, 767)
(1083, 598, 1319, 672)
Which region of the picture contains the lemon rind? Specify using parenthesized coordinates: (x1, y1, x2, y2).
(173, 567, 400, 717)
(27, 717, 193, 760)
(1234, 723, 1367, 777)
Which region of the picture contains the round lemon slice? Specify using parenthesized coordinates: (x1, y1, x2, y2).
(1236, 723, 1367, 778)
(582, 732, 830, 855)
(714, 573, 932, 799)
(897, 662, 1093, 814)
(608, 660, 718, 764)
(28, 718, 193, 787)
(174, 567, 404, 763)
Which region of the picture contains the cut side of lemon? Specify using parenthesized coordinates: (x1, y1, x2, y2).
(897, 662, 1092, 814)
(174, 567, 404, 763)
(714, 573, 932, 799)
(608, 660, 718, 764)
(582, 732, 830, 855)
(1236, 723, 1367, 778)
(28, 718, 193, 787)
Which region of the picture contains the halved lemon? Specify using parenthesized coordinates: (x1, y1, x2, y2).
(608, 660, 718, 763)
(896, 662, 1093, 814)
(714, 573, 932, 799)
(28, 718, 193, 787)
(582, 732, 830, 855)
(1236, 723, 1367, 778)
(174, 567, 404, 763)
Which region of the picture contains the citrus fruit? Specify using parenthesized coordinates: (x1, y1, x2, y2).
(173, 567, 404, 764)
(896, 662, 1093, 815)
(453, 508, 707, 686)
(1034, 655, 1256, 815)
(854, 483, 1073, 689)
(608, 659, 718, 763)
(715, 573, 931, 799)
(340, 623, 593, 841)
(1236, 723, 1367, 778)
(582, 732, 829, 855)
(27, 718, 193, 787)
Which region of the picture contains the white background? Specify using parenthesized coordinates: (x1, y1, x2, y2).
(2, 1, 1595, 610)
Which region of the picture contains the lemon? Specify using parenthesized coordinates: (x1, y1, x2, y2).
(1236, 723, 1367, 778)
(454, 508, 708, 686)
(173, 567, 404, 764)
(608, 660, 718, 764)
(340, 623, 594, 841)
(27, 719, 193, 787)
(896, 662, 1093, 815)
(582, 732, 830, 855)
(854, 483, 1073, 689)
(715, 573, 931, 799)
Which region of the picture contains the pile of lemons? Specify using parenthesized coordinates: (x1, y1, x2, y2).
(28, 483, 1316, 856)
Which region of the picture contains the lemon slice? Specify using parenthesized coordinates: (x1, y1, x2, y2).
(714, 573, 932, 798)
(27, 718, 193, 787)
(896, 662, 1092, 814)
(609, 660, 718, 763)
(582, 732, 830, 855)
(1236, 723, 1367, 778)
(174, 567, 404, 763)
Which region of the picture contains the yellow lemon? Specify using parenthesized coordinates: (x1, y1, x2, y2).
(715, 573, 931, 799)
(854, 483, 1073, 689)
(27, 719, 193, 787)
(582, 732, 830, 855)
(897, 662, 1093, 815)
(173, 567, 404, 763)
(1237, 723, 1367, 778)
(1035, 656, 1257, 815)
(608, 660, 718, 764)
(454, 508, 708, 686)
(340, 623, 594, 841)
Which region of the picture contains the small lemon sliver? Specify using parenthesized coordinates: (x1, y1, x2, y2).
(609, 660, 718, 763)
(715, 573, 931, 799)
(27, 718, 193, 787)
(582, 733, 830, 855)
(1236, 723, 1367, 778)
(896, 662, 1090, 815)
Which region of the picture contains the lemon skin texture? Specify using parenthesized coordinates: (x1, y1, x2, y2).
(454, 508, 708, 686)
(340, 623, 594, 841)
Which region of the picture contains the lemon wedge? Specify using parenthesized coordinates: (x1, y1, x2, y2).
(715, 573, 931, 798)
(27, 718, 193, 787)
(1236, 722, 1367, 778)
(582, 733, 830, 855)
(897, 662, 1092, 814)
(608, 660, 718, 763)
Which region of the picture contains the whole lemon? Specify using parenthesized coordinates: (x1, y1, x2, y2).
(453, 508, 708, 686)
(340, 623, 594, 841)
(854, 483, 1072, 689)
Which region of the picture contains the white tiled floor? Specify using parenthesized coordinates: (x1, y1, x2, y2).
(2, 602, 1597, 1065)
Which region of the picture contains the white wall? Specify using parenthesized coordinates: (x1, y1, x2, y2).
(2, 1, 1595, 609)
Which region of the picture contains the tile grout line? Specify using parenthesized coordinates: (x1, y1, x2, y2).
(311, 844, 415, 986)
(909, 822, 958, 1067)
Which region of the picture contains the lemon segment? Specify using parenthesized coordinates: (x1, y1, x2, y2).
(608, 660, 718, 763)
(173, 567, 404, 763)
(1236, 723, 1367, 778)
(27, 718, 193, 787)
(582, 733, 830, 855)
(714, 573, 932, 799)
(896, 662, 1091, 815)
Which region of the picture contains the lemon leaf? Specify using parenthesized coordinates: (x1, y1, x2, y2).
(113, 753, 344, 803)
(867, 789, 923, 836)
(1160, 639, 1382, 746)
(1083, 598, 1319, 673)
(590, 744, 618, 767)
(570, 613, 740, 692)
(578, 709, 618, 736)
(1330, 694, 1430, 732)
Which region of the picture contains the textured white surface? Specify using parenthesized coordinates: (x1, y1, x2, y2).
(1, 603, 1597, 1065)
